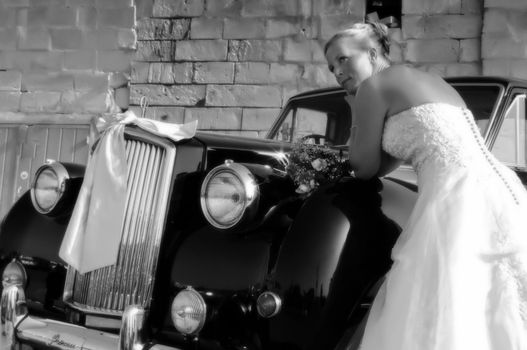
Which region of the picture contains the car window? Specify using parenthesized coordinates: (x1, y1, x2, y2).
(452, 84, 502, 136)
(492, 93, 527, 167)
(295, 108, 328, 140)
(273, 108, 330, 144)
(275, 109, 294, 142)
(270, 92, 351, 146)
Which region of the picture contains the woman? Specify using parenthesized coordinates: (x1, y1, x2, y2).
(324, 21, 527, 349)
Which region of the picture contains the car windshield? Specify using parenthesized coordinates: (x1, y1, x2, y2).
(268, 84, 502, 146)
(269, 91, 351, 146)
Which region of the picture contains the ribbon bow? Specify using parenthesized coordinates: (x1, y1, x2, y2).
(59, 111, 197, 274)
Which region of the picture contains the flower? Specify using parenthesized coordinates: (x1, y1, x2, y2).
(311, 158, 327, 171)
(296, 183, 312, 194)
(286, 142, 351, 197)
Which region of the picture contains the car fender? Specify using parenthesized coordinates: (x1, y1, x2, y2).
(267, 177, 407, 349)
(0, 162, 85, 264)
(0, 191, 70, 265)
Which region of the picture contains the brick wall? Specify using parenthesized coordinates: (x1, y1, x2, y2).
(0, 0, 136, 116)
(130, 0, 365, 138)
(1, 0, 527, 137)
(395, 0, 484, 76)
(482, 0, 527, 79)
(129, 0, 498, 137)
(0, 0, 138, 215)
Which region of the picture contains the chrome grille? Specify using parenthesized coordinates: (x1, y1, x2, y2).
(64, 132, 176, 314)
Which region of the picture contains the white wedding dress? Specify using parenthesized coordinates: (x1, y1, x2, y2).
(359, 103, 527, 350)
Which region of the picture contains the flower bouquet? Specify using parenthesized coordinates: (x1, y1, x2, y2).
(286, 142, 351, 196)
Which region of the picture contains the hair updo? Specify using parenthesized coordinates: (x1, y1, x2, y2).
(324, 19, 391, 61)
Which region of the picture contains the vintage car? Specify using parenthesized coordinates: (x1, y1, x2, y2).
(0, 76, 525, 350)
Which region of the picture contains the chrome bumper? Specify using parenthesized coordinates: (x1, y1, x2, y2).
(0, 285, 181, 350)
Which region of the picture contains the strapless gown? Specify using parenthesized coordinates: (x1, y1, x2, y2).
(359, 103, 527, 350)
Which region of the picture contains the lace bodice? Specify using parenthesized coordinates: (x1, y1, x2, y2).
(382, 103, 520, 204)
(383, 103, 485, 172)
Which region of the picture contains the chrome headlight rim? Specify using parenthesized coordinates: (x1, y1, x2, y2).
(200, 161, 259, 230)
(30, 161, 69, 215)
(256, 291, 282, 318)
(2, 259, 27, 289)
(171, 286, 207, 335)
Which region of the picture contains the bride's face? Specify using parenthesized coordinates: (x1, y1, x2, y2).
(325, 36, 373, 94)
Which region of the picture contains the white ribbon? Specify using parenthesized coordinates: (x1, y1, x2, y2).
(59, 111, 197, 274)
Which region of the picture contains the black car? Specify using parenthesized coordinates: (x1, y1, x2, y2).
(0, 76, 525, 349)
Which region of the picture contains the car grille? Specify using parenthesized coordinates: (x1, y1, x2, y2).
(63, 131, 176, 314)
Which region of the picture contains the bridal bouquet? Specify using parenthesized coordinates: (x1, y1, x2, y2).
(286, 142, 351, 196)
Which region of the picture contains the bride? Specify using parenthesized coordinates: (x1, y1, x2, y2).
(324, 21, 527, 349)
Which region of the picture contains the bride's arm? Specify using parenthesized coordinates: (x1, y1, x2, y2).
(375, 151, 402, 177)
(348, 79, 389, 179)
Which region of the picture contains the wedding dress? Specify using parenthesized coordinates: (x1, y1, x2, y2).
(359, 103, 527, 350)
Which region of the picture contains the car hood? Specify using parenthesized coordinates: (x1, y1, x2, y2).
(386, 165, 418, 187)
(195, 132, 291, 153)
(193, 132, 292, 171)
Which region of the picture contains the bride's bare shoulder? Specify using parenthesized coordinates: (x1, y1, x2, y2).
(375, 65, 466, 108)
(381, 65, 432, 83)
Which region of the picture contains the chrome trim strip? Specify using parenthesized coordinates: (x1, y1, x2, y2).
(200, 162, 260, 229)
(119, 305, 148, 350)
(1, 285, 28, 349)
(256, 291, 282, 318)
(66, 301, 122, 317)
(112, 140, 141, 311)
(14, 314, 182, 350)
(2, 259, 28, 288)
(136, 147, 162, 303)
(30, 161, 70, 214)
(63, 128, 177, 315)
(117, 140, 148, 310)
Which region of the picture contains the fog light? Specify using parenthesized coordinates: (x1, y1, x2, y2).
(256, 291, 282, 318)
(2, 259, 27, 289)
(171, 287, 206, 335)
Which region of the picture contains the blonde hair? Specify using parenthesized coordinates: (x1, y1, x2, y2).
(324, 20, 391, 61)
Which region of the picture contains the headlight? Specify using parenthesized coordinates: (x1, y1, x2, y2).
(171, 287, 206, 335)
(30, 161, 69, 214)
(200, 160, 259, 229)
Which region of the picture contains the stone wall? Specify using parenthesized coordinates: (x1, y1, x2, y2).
(395, 0, 484, 76)
(1, 0, 527, 136)
(0, 0, 136, 116)
(0, 0, 139, 217)
(130, 0, 365, 138)
(482, 0, 527, 79)
(129, 0, 492, 137)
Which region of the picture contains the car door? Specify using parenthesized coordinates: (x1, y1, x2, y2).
(490, 88, 527, 185)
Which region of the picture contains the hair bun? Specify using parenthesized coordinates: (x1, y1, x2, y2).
(365, 19, 390, 57)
